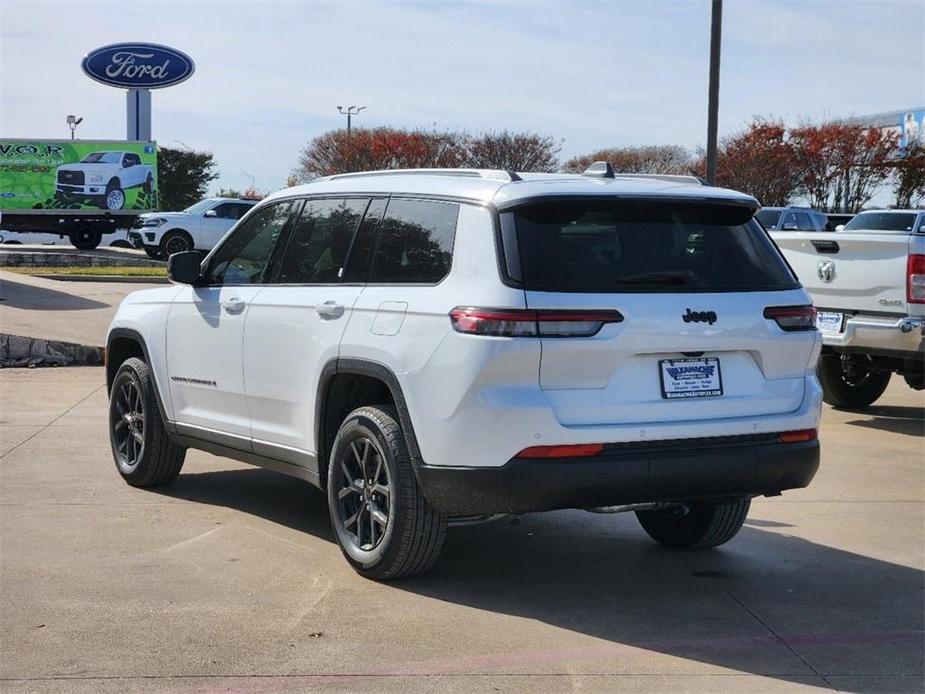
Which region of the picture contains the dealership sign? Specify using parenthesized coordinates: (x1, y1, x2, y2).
(81, 43, 195, 89)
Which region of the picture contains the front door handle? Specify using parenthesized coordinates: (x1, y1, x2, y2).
(315, 300, 344, 319)
(221, 298, 246, 314)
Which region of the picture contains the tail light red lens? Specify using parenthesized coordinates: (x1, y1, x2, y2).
(517, 443, 605, 458)
(779, 429, 817, 444)
(907, 254, 925, 304)
(763, 305, 817, 332)
(449, 307, 623, 337)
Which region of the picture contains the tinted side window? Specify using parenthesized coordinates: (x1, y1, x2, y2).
(277, 198, 368, 284)
(795, 212, 814, 230)
(212, 203, 240, 219)
(370, 199, 459, 283)
(206, 202, 295, 285)
(212, 203, 252, 220)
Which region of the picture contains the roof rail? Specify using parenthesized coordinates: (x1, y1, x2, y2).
(580, 162, 706, 186)
(320, 168, 522, 183)
(613, 173, 708, 186)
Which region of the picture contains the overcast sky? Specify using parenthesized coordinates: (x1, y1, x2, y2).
(2, 0, 923, 194)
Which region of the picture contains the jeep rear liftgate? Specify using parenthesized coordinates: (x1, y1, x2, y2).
(504, 199, 819, 425)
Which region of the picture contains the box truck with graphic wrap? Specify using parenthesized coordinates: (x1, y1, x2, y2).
(0, 139, 158, 250)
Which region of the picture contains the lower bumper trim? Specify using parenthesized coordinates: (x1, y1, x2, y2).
(414, 439, 819, 515)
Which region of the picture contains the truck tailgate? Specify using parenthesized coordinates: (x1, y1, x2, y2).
(771, 231, 910, 315)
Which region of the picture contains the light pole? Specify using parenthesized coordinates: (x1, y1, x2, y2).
(66, 114, 83, 140)
(173, 139, 191, 150)
(705, 0, 723, 185)
(242, 171, 255, 190)
(337, 105, 366, 141)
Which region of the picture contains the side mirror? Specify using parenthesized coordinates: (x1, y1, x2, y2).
(204, 209, 217, 218)
(835, 224, 845, 232)
(167, 251, 203, 284)
(782, 222, 798, 231)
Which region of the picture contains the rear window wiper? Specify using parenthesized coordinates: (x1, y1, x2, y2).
(614, 271, 695, 285)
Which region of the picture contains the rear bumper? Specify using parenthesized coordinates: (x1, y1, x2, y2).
(414, 436, 819, 515)
(821, 312, 924, 358)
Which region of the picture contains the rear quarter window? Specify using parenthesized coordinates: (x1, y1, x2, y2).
(507, 199, 798, 293)
(369, 199, 459, 283)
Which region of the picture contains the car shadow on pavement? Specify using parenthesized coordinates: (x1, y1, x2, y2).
(154, 467, 924, 692)
(156, 467, 334, 540)
(0, 278, 109, 311)
(844, 403, 925, 437)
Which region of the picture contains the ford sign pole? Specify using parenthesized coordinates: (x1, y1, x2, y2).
(126, 89, 152, 141)
(81, 43, 195, 143)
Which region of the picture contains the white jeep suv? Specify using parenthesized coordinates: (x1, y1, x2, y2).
(106, 166, 822, 579)
(129, 197, 258, 259)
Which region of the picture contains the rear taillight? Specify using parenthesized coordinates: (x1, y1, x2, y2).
(763, 305, 817, 332)
(517, 443, 605, 458)
(907, 254, 925, 304)
(779, 429, 817, 444)
(449, 307, 623, 337)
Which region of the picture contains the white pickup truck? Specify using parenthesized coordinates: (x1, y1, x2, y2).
(771, 209, 925, 408)
(56, 151, 154, 211)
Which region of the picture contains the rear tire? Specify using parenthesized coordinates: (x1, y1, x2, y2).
(817, 354, 891, 409)
(636, 498, 750, 549)
(327, 405, 446, 580)
(109, 357, 185, 487)
(144, 246, 164, 260)
(69, 227, 102, 250)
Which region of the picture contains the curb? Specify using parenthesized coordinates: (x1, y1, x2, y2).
(29, 274, 170, 284)
(0, 333, 104, 368)
(0, 250, 164, 269)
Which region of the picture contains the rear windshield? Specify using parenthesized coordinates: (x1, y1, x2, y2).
(507, 200, 798, 293)
(842, 212, 919, 232)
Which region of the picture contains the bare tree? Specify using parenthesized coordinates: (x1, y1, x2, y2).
(463, 131, 560, 172)
(563, 145, 691, 175)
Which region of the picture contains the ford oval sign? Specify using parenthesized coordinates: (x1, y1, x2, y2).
(81, 43, 195, 89)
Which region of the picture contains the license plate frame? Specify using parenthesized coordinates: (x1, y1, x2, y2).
(659, 357, 723, 400)
(816, 311, 844, 336)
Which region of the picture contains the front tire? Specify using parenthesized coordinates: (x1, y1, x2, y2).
(327, 406, 446, 580)
(159, 230, 193, 258)
(109, 357, 185, 487)
(817, 354, 891, 409)
(636, 498, 750, 549)
(104, 180, 126, 210)
(144, 246, 164, 260)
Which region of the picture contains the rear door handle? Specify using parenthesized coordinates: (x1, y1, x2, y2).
(221, 298, 246, 314)
(315, 300, 344, 318)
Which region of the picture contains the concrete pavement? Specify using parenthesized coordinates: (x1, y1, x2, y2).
(0, 270, 162, 346)
(1, 368, 922, 692)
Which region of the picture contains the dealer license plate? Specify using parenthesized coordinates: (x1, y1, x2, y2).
(659, 357, 723, 399)
(816, 311, 844, 336)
